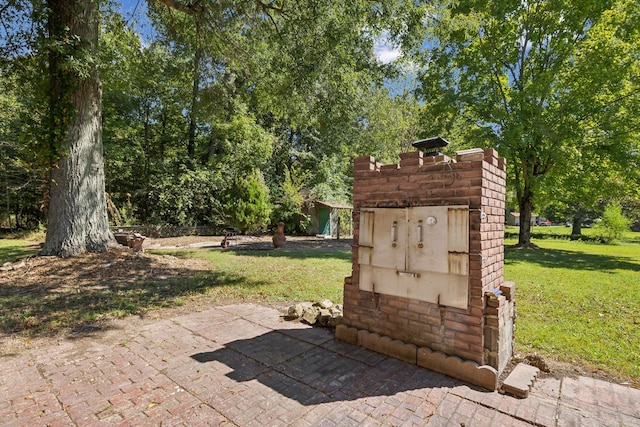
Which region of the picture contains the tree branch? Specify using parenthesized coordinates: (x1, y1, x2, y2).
(256, 0, 287, 16)
(148, 0, 204, 15)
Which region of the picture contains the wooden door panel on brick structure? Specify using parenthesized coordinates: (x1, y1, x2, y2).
(406, 206, 468, 273)
(358, 208, 406, 296)
(360, 208, 407, 270)
(358, 206, 469, 309)
(357, 209, 375, 266)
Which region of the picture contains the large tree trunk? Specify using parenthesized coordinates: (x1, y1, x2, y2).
(517, 181, 534, 246)
(571, 213, 583, 236)
(41, 0, 115, 257)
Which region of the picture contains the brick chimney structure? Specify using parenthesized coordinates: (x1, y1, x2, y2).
(335, 147, 515, 390)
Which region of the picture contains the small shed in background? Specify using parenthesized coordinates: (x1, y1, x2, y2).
(305, 201, 353, 238)
(506, 211, 539, 226)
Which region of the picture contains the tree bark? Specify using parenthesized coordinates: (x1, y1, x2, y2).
(571, 213, 583, 236)
(517, 180, 534, 246)
(41, 0, 115, 257)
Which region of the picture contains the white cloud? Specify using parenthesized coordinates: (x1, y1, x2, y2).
(374, 44, 403, 64)
(373, 30, 403, 64)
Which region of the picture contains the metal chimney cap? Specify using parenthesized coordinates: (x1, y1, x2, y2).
(411, 137, 450, 154)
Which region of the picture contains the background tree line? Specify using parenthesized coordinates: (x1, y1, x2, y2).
(0, 0, 638, 256)
(1, 0, 423, 243)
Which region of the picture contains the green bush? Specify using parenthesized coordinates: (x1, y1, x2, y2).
(271, 168, 309, 234)
(224, 169, 272, 233)
(595, 202, 632, 243)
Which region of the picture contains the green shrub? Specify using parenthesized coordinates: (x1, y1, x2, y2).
(224, 169, 272, 233)
(271, 168, 309, 234)
(595, 202, 632, 243)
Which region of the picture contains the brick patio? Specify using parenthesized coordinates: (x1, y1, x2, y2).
(1, 304, 638, 426)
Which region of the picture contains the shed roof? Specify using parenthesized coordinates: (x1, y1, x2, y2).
(315, 201, 353, 209)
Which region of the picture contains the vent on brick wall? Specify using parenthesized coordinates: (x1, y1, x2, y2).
(411, 136, 449, 156)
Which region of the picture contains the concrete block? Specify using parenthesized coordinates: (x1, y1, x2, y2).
(501, 363, 540, 398)
(355, 330, 418, 365)
(456, 148, 485, 162)
(385, 339, 417, 365)
(335, 324, 358, 344)
(417, 347, 497, 390)
(475, 365, 499, 390)
(357, 329, 380, 352)
(418, 347, 455, 374)
(500, 281, 515, 300)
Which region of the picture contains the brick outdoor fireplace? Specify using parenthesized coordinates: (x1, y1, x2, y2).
(335, 144, 515, 390)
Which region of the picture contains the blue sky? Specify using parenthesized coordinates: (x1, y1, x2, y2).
(118, 0, 148, 23)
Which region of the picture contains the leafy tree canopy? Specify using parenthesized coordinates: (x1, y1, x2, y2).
(416, 0, 640, 245)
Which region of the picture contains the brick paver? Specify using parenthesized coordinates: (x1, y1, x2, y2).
(1, 303, 639, 426)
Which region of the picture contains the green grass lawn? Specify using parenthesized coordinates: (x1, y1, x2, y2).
(505, 225, 640, 243)
(504, 236, 640, 381)
(0, 237, 40, 264)
(163, 248, 351, 304)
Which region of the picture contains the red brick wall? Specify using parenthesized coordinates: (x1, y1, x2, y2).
(343, 148, 509, 366)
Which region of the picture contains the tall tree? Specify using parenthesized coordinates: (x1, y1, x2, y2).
(541, 138, 640, 235)
(417, 0, 640, 245)
(145, 3, 210, 162)
(149, 0, 427, 160)
(0, 69, 44, 229)
(40, 0, 114, 256)
(187, 24, 201, 161)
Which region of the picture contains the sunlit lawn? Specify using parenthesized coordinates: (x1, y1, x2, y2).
(162, 248, 351, 304)
(0, 237, 40, 264)
(505, 225, 640, 243)
(504, 236, 640, 381)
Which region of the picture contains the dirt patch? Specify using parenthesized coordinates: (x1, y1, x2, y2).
(0, 235, 350, 358)
(0, 243, 213, 357)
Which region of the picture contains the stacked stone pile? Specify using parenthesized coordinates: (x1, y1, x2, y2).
(287, 300, 343, 327)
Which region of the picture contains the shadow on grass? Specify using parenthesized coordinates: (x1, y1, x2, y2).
(215, 238, 353, 261)
(0, 243, 40, 264)
(227, 248, 352, 261)
(505, 246, 640, 273)
(0, 252, 269, 339)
